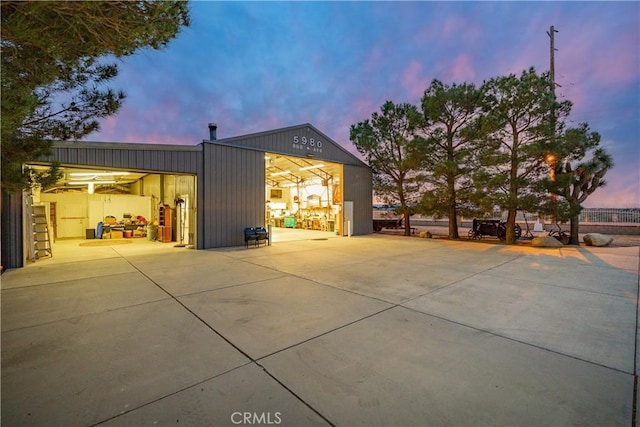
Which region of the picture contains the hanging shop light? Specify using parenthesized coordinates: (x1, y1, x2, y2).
(70, 171, 130, 177)
(299, 163, 325, 171)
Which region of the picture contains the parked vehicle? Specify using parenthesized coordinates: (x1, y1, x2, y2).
(468, 218, 522, 241)
(373, 218, 403, 232)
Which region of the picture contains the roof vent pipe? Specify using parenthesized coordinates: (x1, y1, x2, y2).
(208, 123, 217, 141)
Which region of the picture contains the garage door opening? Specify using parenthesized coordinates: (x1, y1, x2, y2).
(25, 164, 197, 262)
(264, 153, 343, 242)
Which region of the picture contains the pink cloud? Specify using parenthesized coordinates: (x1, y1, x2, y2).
(552, 28, 638, 122)
(99, 116, 119, 136)
(556, 83, 588, 116)
(589, 32, 639, 87)
(441, 15, 483, 44)
(442, 16, 462, 39)
(583, 175, 640, 208)
(402, 60, 426, 99)
(127, 130, 194, 146)
(559, 20, 638, 90)
(450, 54, 476, 82)
(351, 96, 380, 122)
(490, 40, 547, 80)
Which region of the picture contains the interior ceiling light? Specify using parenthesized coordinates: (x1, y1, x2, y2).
(69, 171, 130, 177)
(68, 180, 116, 185)
(270, 170, 291, 176)
(299, 163, 325, 171)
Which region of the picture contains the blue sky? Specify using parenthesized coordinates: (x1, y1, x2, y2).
(89, 1, 639, 208)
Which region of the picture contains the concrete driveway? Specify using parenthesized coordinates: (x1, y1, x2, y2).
(2, 235, 638, 426)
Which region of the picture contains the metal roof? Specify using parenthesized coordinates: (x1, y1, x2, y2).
(209, 123, 368, 168)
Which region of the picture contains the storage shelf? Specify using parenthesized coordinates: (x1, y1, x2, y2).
(158, 205, 172, 242)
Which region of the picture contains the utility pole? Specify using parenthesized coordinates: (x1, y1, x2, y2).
(547, 25, 558, 96)
(546, 25, 559, 136)
(546, 25, 559, 223)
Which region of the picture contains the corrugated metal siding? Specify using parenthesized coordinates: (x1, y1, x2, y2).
(343, 164, 373, 236)
(46, 143, 201, 174)
(20, 131, 370, 253)
(215, 124, 366, 167)
(1, 191, 24, 270)
(202, 143, 265, 248)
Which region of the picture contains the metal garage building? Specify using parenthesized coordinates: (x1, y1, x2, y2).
(1, 123, 372, 269)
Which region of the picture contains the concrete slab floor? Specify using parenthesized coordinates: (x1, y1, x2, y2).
(100, 364, 329, 426)
(262, 307, 632, 426)
(179, 275, 392, 360)
(2, 299, 249, 426)
(1, 236, 638, 426)
(403, 272, 636, 372)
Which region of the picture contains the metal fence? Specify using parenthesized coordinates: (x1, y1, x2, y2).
(577, 208, 640, 224)
(507, 208, 640, 225)
(505, 209, 640, 225)
(413, 208, 640, 225)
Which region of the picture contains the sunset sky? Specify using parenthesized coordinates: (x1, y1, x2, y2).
(87, 1, 639, 208)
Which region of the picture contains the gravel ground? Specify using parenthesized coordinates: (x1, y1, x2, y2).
(386, 225, 640, 248)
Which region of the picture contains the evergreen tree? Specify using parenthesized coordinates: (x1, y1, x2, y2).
(415, 79, 484, 239)
(1, 1, 190, 191)
(474, 68, 571, 244)
(350, 101, 422, 236)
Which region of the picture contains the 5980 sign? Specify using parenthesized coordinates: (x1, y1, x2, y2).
(292, 135, 323, 153)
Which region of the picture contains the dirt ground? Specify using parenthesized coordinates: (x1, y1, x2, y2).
(387, 225, 640, 248)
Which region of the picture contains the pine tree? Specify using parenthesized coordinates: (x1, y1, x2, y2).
(415, 79, 484, 239)
(350, 101, 422, 236)
(1, 1, 190, 191)
(473, 68, 571, 244)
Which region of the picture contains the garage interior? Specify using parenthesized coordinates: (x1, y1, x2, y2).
(265, 152, 342, 239)
(26, 164, 197, 261)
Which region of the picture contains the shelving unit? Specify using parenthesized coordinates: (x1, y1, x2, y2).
(158, 204, 172, 243)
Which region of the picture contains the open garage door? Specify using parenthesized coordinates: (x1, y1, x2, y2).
(25, 164, 197, 261)
(264, 153, 343, 242)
